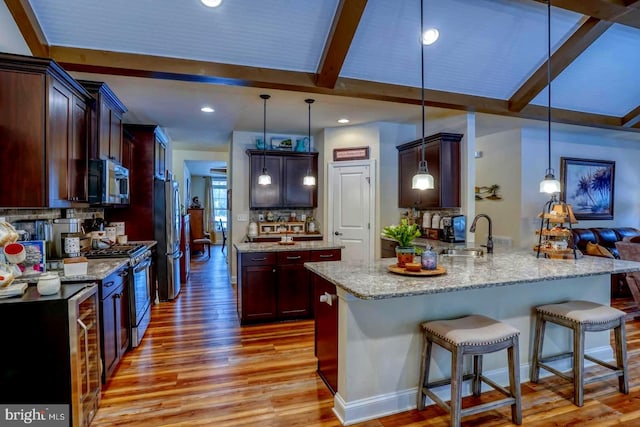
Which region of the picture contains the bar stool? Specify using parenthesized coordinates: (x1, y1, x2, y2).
(417, 314, 522, 426)
(531, 300, 629, 407)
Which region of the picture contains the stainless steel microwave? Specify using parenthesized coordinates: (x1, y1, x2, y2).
(88, 159, 130, 205)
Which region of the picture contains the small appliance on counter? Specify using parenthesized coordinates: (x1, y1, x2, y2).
(441, 215, 466, 243)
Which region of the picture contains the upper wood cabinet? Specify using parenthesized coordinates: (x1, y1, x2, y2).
(397, 133, 462, 209)
(247, 150, 318, 208)
(0, 53, 91, 208)
(79, 80, 127, 164)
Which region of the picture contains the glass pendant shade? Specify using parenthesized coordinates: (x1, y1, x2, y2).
(303, 174, 316, 186)
(412, 161, 434, 190)
(258, 168, 271, 185)
(539, 169, 560, 194)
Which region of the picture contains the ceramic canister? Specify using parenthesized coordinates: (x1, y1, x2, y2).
(105, 226, 117, 243)
(110, 222, 125, 236)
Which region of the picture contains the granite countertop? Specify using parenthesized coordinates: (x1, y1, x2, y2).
(234, 240, 343, 253)
(304, 249, 640, 300)
(13, 240, 157, 284)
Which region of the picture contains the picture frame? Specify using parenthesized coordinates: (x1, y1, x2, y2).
(333, 146, 370, 161)
(271, 137, 293, 150)
(17, 240, 46, 275)
(560, 157, 615, 220)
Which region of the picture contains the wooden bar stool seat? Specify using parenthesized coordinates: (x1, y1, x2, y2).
(192, 235, 212, 259)
(531, 300, 629, 407)
(417, 314, 522, 426)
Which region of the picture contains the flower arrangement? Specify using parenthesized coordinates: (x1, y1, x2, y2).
(381, 219, 421, 247)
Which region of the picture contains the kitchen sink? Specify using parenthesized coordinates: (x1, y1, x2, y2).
(440, 248, 484, 257)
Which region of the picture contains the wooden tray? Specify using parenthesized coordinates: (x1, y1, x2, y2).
(387, 264, 447, 277)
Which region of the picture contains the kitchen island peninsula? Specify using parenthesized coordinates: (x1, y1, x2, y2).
(305, 250, 640, 425)
(234, 240, 342, 323)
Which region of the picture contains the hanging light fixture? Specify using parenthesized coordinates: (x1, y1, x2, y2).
(539, 0, 561, 194)
(303, 99, 316, 186)
(258, 94, 272, 186)
(412, 0, 434, 191)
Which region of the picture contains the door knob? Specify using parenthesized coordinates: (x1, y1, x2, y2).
(334, 231, 343, 236)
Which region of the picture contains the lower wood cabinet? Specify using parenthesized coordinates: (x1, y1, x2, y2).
(237, 249, 341, 324)
(313, 273, 338, 394)
(99, 265, 130, 383)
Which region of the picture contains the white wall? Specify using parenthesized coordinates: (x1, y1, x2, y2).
(0, 1, 31, 55)
(475, 129, 522, 247)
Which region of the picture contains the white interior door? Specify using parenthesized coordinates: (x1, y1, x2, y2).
(328, 161, 375, 263)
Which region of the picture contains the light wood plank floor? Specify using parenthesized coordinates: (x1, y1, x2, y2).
(91, 250, 640, 426)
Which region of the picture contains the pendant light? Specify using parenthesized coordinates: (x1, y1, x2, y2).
(258, 94, 271, 186)
(539, 0, 561, 194)
(303, 98, 316, 186)
(411, 0, 434, 191)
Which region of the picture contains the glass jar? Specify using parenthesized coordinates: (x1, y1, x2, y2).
(421, 247, 438, 270)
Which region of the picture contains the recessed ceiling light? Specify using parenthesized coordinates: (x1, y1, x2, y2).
(201, 0, 222, 8)
(338, 118, 350, 124)
(201, 106, 215, 113)
(422, 28, 439, 45)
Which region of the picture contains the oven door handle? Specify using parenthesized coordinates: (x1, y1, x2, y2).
(134, 258, 152, 273)
(168, 251, 183, 260)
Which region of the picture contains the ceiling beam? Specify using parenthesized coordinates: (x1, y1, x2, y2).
(622, 104, 640, 127)
(49, 46, 634, 133)
(535, 0, 640, 29)
(509, 17, 612, 112)
(315, 0, 368, 89)
(3, 0, 48, 57)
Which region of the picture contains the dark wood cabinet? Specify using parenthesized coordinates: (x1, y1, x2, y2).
(78, 80, 127, 164)
(381, 238, 399, 258)
(99, 265, 130, 383)
(313, 273, 339, 394)
(0, 53, 91, 208)
(247, 150, 318, 208)
(397, 132, 462, 209)
(277, 251, 311, 318)
(106, 124, 168, 242)
(180, 214, 191, 283)
(238, 253, 278, 322)
(237, 248, 340, 324)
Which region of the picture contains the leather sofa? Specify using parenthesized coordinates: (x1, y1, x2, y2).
(570, 227, 640, 297)
(570, 227, 640, 258)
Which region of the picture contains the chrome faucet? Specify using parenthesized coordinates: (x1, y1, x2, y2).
(470, 214, 493, 254)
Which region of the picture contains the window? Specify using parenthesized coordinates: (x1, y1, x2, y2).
(212, 177, 227, 231)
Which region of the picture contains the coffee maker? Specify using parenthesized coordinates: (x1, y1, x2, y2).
(51, 218, 84, 259)
(442, 215, 466, 243)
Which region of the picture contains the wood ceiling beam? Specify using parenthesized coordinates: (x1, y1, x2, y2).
(50, 46, 634, 133)
(315, 0, 367, 89)
(509, 17, 612, 112)
(622, 105, 640, 127)
(534, 0, 640, 29)
(4, 0, 49, 57)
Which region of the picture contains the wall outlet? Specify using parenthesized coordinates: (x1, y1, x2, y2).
(237, 213, 249, 222)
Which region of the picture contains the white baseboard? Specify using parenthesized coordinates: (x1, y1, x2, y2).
(333, 346, 613, 425)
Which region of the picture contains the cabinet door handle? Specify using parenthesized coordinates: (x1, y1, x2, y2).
(251, 257, 267, 261)
(286, 256, 301, 260)
(113, 293, 121, 299)
(319, 254, 334, 258)
(77, 318, 90, 397)
(103, 280, 115, 288)
(319, 292, 336, 306)
(119, 270, 129, 278)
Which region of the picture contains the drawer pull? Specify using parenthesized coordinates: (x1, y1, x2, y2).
(286, 256, 302, 260)
(319, 254, 334, 258)
(251, 257, 268, 261)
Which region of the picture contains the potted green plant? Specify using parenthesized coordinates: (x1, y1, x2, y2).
(382, 219, 421, 267)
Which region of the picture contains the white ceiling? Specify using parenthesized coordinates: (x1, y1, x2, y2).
(3, 0, 640, 158)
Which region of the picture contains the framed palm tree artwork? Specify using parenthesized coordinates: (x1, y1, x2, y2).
(560, 157, 615, 220)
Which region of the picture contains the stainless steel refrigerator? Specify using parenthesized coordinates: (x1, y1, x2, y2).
(154, 178, 182, 301)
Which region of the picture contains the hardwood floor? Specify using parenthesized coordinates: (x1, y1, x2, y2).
(91, 250, 640, 426)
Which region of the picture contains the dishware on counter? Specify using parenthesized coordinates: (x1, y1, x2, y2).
(37, 272, 61, 295)
(3, 242, 26, 265)
(116, 234, 128, 244)
(63, 257, 88, 276)
(0, 263, 16, 287)
(105, 226, 117, 243)
(421, 247, 438, 270)
(109, 222, 125, 236)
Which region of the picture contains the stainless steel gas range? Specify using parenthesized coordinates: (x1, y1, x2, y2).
(83, 244, 153, 347)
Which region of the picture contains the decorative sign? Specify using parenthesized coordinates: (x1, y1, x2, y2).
(333, 146, 369, 161)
